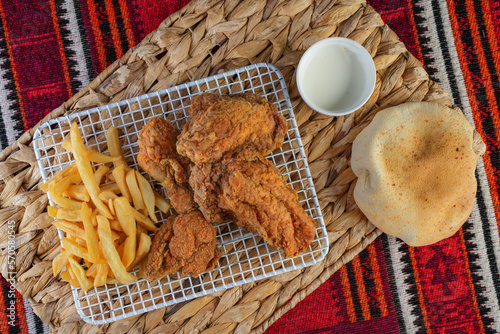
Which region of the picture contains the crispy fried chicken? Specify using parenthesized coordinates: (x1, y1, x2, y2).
(176, 93, 288, 163)
(188, 161, 230, 224)
(140, 210, 221, 281)
(190, 149, 316, 257)
(137, 117, 197, 214)
(138, 94, 314, 264)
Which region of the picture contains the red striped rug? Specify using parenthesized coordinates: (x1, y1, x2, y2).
(1, 1, 499, 333)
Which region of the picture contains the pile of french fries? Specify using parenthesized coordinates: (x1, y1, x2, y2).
(43, 122, 171, 290)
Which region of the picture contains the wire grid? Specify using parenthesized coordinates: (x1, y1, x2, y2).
(32, 63, 329, 325)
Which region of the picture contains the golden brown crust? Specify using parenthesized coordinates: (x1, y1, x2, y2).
(177, 93, 287, 163)
(190, 149, 316, 257)
(189, 161, 230, 223)
(140, 211, 221, 281)
(139, 215, 177, 281)
(137, 117, 197, 214)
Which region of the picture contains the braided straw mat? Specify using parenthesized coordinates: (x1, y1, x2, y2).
(0, 0, 453, 333)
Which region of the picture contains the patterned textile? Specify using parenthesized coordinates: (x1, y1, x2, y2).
(0, 0, 499, 333)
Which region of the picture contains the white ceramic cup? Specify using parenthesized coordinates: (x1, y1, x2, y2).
(296, 37, 376, 117)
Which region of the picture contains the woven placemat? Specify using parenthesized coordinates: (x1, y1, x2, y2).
(0, 0, 453, 333)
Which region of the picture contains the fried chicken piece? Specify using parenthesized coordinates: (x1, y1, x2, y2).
(137, 117, 197, 214)
(140, 211, 221, 281)
(188, 161, 231, 223)
(190, 149, 316, 257)
(177, 93, 288, 163)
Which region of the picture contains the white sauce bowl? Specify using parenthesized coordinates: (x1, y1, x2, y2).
(296, 37, 377, 117)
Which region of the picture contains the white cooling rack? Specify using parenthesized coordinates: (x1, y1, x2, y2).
(33, 63, 329, 325)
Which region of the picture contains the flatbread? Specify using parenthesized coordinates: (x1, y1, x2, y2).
(351, 102, 485, 246)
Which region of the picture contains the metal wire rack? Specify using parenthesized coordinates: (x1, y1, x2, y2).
(33, 63, 329, 325)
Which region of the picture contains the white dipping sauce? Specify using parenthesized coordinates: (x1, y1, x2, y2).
(300, 45, 366, 111)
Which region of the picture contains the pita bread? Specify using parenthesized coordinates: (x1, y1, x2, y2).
(351, 102, 485, 246)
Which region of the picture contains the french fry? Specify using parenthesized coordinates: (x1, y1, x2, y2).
(75, 237, 87, 247)
(127, 233, 151, 270)
(96, 215, 136, 284)
(49, 173, 81, 196)
(86, 150, 120, 164)
(94, 165, 110, 184)
(126, 169, 145, 210)
(99, 190, 118, 201)
(47, 206, 58, 218)
(153, 190, 171, 213)
(98, 241, 104, 257)
(131, 207, 157, 232)
(68, 257, 93, 291)
(108, 198, 115, 216)
(107, 269, 115, 279)
(121, 235, 136, 269)
(67, 264, 76, 280)
(116, 242, 125, 259)
(115, 231, 127, 245)
(63, 185, 90, 202)
(69, 278, 81, 288)
(106, 127, 127, 166)
(51, 194, 82, 211)
(61, 139, 72, 152)
(52, 249, 71, 276)
(136, 224, 147, 236)
(111, 230, 121, 242)
(82, 202, 99, 263)
(112, 164, 131, 202)
(85, 263, 99, 277)
(94, 263, 109, 287)
(60, 271, 71, 282)
(61, 237, 91, 262)
(56, 208, 82, 222)
(70, 122, 112, 219)
(106, 278, 119, 285)
(42, 163, 77, 192)
(100, 182, 121, 194)
(110, 219, 123, 232)
(114, 197, 136, 237)
(52, 220, 86, 240)
(55, 163, 78, 179)
(136, 171, 157, 222)
(63, 139, 121, 163)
